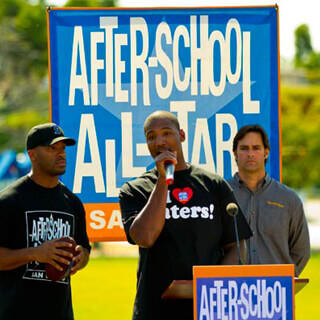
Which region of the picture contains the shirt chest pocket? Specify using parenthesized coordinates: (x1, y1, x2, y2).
(258, 205, 290, 237)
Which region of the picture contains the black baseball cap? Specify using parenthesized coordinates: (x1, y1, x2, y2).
(26, 123, 76, 150)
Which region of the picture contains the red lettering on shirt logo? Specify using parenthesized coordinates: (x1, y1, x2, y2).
(172, 187, 193, 204)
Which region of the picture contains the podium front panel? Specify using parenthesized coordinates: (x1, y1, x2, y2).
(193, 264, 295, 320)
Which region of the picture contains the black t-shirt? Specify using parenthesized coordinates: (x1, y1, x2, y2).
(119, 165, 252, 320)
(0, 175, 91, 320)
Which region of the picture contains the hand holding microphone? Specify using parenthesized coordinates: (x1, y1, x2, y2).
(155, 150, 176, 185)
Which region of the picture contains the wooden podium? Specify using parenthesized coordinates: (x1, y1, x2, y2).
(162, 278, 309, 299)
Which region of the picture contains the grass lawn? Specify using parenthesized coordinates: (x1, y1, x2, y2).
(72, 257, 137, 320)
(295, 251, 320, 319)
(72, 253, 320, 319)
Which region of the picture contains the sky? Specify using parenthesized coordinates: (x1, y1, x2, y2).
(49, 0, 320, 59)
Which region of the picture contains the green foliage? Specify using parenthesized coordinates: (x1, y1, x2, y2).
(0, 0, 23, 17)
(64, 0, 118, 7)
(285, 24, 320, 192)
(15, 2, 48, 74)
(0, 0, 49, 151)
(65, 0, 100, 6)
(294, 24, 313, 68)
(0, 0, 117, 152)
(100, 0, 118, 6)
(294, 24, 320, 82)
(281, 85, 320, 191)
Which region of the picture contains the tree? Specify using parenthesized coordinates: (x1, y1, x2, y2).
(294, 24, 313, 68)
(0, 0, 49, 151)
(0, 0, 118, 152)
(294, 24, 320, 82)
(281, 85, 320, 191)
(64, 0, 117, 7)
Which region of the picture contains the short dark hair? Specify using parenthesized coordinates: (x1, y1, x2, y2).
(233, 124, 270, 152)
(143, 111, 180, 134)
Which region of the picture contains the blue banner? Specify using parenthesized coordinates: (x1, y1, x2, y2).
(48, 7, 279, 239)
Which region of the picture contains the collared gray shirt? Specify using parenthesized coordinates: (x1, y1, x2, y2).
(228, 173, 310, 276)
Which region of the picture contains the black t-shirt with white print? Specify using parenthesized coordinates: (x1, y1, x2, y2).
(119, 165, 252, 320)
(0, 175, 91, 320)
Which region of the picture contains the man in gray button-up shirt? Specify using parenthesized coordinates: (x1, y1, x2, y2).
(228, 124, 310, 276)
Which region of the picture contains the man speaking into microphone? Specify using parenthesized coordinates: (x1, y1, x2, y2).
(119, 111, 252, 320)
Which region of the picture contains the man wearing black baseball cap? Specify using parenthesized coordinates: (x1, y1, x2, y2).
(26, 123, 76, 183)
(0, 122, 91, 320)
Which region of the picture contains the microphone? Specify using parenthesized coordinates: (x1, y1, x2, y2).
(226, 203, 243, 265)
(164, 160, 175, 185)
(226, 203, 238, 217)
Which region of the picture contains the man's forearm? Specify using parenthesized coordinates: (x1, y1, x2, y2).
(129, 176, 168, 248)
(78, 248, 90, 270)
(0, 247, 36, 271)
(221, 240, 247, 265)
